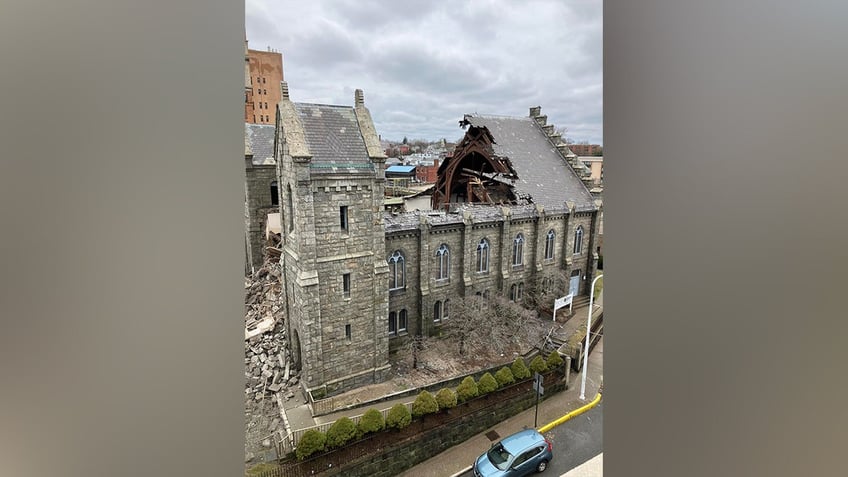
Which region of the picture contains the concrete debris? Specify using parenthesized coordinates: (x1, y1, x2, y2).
(245, 258, 299, 464)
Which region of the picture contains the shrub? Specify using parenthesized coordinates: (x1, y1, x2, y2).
(357, 408, 384, 436)
(529, 355, 548, 374)
(546, 350, 564, 369)
(435, 388, 457, 410)
(295, 429, 326, 460)
(456, 376, 479, 403)
(478, 372, 499, 394)
(412, 390, 439, 418)
(325, 417, 357, 449)
(511, 357, 531, 380)
(386, 403, 412, 430)
(494, 366, 515, 386)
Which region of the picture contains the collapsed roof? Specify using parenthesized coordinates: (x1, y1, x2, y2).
(431, 111, 596, 212)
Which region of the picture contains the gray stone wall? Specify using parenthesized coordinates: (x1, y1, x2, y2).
(384, 207, 599, 340)
(385, 231, 422, 346)
(244, 161, 279, 272)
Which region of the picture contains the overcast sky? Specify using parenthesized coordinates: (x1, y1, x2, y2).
(246, 0, 602, 145)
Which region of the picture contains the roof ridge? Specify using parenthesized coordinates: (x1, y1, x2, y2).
(294, 102, 354, 109)
(469, 112, 532, 120)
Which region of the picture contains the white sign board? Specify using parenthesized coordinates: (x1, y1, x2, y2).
(554, 294, 573, 311)
(552, 294, 574, 322)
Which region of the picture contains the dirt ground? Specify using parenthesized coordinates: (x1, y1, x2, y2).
(320, 317, 559, 409)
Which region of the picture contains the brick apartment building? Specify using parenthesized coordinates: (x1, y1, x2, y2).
(567, 144, 602, 156)
(246, 42, 284, 125)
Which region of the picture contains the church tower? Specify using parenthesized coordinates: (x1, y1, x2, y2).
(276, 84, 391, 398)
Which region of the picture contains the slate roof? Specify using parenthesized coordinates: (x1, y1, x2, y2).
(464, 114, 596, 211)
(245, 123, 275, 165)
(293, 103, 374, 173)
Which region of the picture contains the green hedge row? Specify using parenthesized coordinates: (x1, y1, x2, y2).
(294, 352, 565, 460)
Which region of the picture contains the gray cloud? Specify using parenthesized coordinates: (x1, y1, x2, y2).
(246, 0, 603, 144)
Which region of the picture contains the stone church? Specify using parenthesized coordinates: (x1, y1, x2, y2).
(244, 82, 601, 398)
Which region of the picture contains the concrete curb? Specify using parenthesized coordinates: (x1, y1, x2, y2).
(448, 392, 603, 477)
(538, 392, 602, 434)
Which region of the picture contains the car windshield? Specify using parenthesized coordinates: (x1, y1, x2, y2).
(486, 444, 513, 471)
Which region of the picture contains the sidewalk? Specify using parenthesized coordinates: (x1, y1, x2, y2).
(399, 335, 604, 477)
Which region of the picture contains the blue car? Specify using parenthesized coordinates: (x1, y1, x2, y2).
(473, 429, 553, 476)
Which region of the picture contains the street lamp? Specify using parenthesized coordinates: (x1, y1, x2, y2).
(580, 274, 603, 400)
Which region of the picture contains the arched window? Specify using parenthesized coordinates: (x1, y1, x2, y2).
(545, 229, 556, 260)
(443, 299, 450, 321)
(388, 311, 397, 335)
(476, 238, 490, 273)
(286, 184, 294, 233)
(573, 226, 584, 254)
(388, 250, 405, 290)
(509, 284, 518, 302)
(270, 181, 279, 206)
(433, 300, 442, 323)
(435, 244, 450, 280)
(399, 309, 408, 333)
(512, 233, 524, 266)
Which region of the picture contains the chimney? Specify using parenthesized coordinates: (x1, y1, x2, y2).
(529, 106, 541, 118)
(281, 81, 289, 101)
(355, 89, 364, 107)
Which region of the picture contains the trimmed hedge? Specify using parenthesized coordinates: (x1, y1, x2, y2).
(296, 429, 326, 460)
(326, 417, 357, 449)
(411, 390, 439, 418)
(478, 372, 498, 394)
(357, 408, 385, 436)
(435, 388, 457, 410)
(511, 357, 531, 380)
(494, 366, 515, 386)
(546, 350, 564, 369)
(386, 403, 412, 430)
(456, 376, 479, 403)
(529, 355, 548, 374)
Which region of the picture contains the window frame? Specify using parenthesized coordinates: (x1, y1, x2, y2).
(545, 229, 556, 260)
(388, 250, 406, 290)
(388, 311, 397, 335)
(340, 205, 349, 231)
(398, 309, 408, 333)
(342, 273, 351, 299)
(573, 226, 584, 255)
(512, 233, 524, 267)
(476, 238, 490, 273)
(435, 243, 450, 281)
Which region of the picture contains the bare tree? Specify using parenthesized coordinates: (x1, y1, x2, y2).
(443, 294, 538, 357)
(526, 269, 570, 317)
(555, 126, 575, 145)
(401, 334, 431, 370)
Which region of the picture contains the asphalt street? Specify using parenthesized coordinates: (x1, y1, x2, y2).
(461, 403, 603, 476)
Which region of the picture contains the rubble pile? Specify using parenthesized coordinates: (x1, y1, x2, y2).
(244, 261, 285, 338)
(243, 260, 298, 400)
(244, 259, 299, 463)
(244, 320, 300, 401)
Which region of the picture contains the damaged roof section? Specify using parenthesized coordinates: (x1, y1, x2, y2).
(432, 122, 522, 209)
(432, 111, 596, 211)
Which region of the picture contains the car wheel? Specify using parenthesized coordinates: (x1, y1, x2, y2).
(536, 460, 548, 472)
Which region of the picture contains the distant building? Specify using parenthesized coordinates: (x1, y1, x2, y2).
(567, 144, 602, 156)
(415, 158, 440, 183)
(247, 43, 284, 125)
